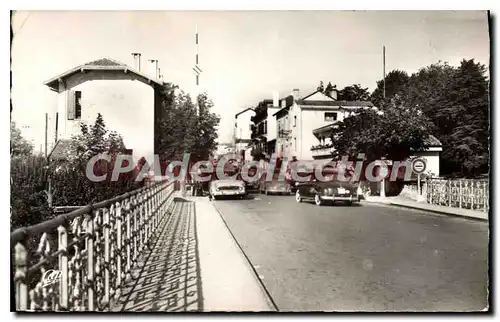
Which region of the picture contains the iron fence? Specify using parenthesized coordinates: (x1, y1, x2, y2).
(11, 180, 175, 312)
(427, 178, 489, 212)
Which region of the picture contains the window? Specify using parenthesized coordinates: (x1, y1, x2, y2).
(75, 91, 82, 119)
(294, 115, 297, 127)
(324, 112, 337, 122)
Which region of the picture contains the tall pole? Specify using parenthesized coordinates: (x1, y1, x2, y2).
(383, 45, 386, 99)
(193, 24, 203, 115)
(45, 113, 48, 158)
(54, 112, 58, 143)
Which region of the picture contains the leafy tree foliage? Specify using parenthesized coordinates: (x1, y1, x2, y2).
(11, 121, 34, 156)
(371, 59, 489, 177)
(371, 70, 410, 107)
(330, 96, 434, 163)
(156, 83, 221, 162)
(51, 113, 137, 206)
(337, 84, 371, 101)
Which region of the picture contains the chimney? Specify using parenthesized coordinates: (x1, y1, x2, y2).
(329, 85, 338, 100)
(273, 91, 280, 107)
(148, 59, 158, 79)
(292, 89, 300, 101)
(131, 53, 142, 71)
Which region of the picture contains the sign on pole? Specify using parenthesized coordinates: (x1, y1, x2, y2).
(412, 158, 427, 175)
(412, 158, 427, 199)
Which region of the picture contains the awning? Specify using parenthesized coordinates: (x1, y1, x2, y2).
(312, 123, 339, 136)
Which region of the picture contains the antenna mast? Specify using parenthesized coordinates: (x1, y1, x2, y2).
(193, 24, 203, 114)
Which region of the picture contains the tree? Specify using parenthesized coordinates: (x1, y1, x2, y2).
(156, 83, 220, 162)
(371, 70, 410, 107)
(330, 96, 434, 163)
(193, 93, 221, 160)
(11, 121, 33, 156)
(406, 59, 489, 176)
(51, 113, 133, 206)
(337, 84, 371, 101)
(317, 81, 325, 92)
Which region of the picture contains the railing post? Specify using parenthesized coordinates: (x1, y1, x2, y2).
(459, 180, 463, 209)
(139, 194, 144, 250)
(103, 209, 110, 307)
(115, 202, 122, 299)
(57, 225, 69, 311)
(470, 180, 475, 210)
(448, 180, 452, 207)
(483, 181, 488, 212)
(86, 215, 95, 311)
(14, 242, 28, 311)
(428, 178, 432, 204)
(148, 189, 152, 242)
(126, 200, 132, 279)
(133, 196, 138, 263)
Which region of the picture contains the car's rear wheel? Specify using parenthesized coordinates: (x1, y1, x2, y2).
(295, 190, 302, 203)
(314, 194, 323, 206)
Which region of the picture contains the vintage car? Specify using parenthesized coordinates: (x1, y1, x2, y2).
(259, 172, 292, 195)
(294, 167, 362, 206)
(209, 179, 247, 200)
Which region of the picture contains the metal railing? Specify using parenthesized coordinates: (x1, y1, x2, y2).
(427, 178, 489, 212)
(11, 180, 175, 312)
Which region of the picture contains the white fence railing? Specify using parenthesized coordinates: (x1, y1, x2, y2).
(11, 180, 175, 312)
(426, 178, 489, 212)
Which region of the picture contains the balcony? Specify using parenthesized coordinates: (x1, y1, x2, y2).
(311, 143, 334, 158)
(278, 129, 291, 139)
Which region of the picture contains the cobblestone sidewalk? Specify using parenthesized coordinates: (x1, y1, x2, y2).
(111, 198, 203, 312)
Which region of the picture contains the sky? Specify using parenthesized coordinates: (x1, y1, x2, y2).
(11, 10, 490, 150)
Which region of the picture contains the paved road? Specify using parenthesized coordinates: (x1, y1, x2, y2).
(213, 194, 489, 311)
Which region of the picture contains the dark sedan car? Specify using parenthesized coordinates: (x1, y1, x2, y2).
(295, 179, 362, 206)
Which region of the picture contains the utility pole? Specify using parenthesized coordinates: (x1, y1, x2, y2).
(45, 113, 48, 158)
(54, 112, 58, 143)
(383, 45, 386, 99)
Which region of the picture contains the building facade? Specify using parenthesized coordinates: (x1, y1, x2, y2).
(44, 57, 164, 161)
(234, 107, 255, 154)
(272, 88, 374, 160)
(250, 98, 280, 157)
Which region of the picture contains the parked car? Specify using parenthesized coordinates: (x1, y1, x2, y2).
(209, 179, 247, 200)
(259, 172, 292, 195)
(295, 177, 361, 206)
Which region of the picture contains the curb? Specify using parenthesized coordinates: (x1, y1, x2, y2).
(387, 202, 489, 222)
(362, 199, 488, 222)
(210, 201, 279, 312)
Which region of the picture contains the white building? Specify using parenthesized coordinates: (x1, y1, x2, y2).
(234, 107, 255, 154)
(44, 57, 164, 161)
(272, 87, 443, 177)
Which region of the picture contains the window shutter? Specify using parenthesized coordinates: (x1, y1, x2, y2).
(67, 90, 75, 120)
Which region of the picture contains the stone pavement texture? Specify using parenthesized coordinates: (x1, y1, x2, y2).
(364, 196, 488, 221)
(111, 196, 202, 312)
